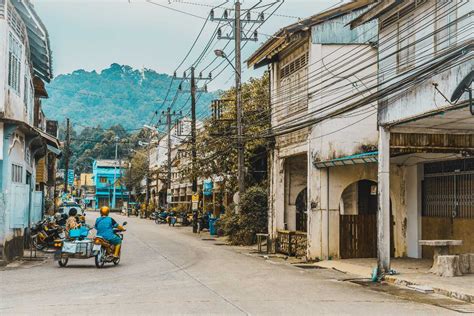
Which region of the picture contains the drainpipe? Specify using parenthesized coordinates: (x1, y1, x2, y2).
(326, 167, 330, 260)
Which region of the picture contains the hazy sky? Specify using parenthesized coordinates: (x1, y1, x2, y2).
(33, 0, 343, 90)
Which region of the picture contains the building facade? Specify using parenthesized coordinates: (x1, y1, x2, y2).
(0, 0, 59, 262)
(92, 160, 128, 209)
(351, 0, 473, 270)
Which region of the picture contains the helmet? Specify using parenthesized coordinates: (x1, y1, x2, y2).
(100, 206, 110, 216)
(68, 208, 78, 217)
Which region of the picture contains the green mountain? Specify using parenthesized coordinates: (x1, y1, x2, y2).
(43, 63, 217, 130)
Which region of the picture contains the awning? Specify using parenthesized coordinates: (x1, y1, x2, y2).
(314, 151, 378, 168)
(46, 144, 61, 156)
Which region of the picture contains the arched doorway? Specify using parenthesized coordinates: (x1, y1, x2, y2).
(339, 180, 394, 258)
(295, 188, 307, 232)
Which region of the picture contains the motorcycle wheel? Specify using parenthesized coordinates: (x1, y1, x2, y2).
(58, 257, 68, 267)
(155, 218, 160, 224)
(95, 248, 106, 268)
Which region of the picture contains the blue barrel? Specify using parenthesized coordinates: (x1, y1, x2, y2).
(209, 218, 218, 236)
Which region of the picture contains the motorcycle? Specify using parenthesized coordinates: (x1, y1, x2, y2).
(31, 217, 65, 250)
(92, 222, 127, 268)
(154, 211, 169, 224)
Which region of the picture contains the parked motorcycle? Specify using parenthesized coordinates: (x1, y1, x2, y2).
(154, 211, 169, 224)
(31, 217, 65, 250)
(92, 222, 127, 268)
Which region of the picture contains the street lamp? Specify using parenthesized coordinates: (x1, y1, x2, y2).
(214, 48, 245, 203)
(214, 49, 241, 78)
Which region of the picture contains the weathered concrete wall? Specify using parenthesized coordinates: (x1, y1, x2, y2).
(378, 2, 472, 125)
(422, 217, 474, 259)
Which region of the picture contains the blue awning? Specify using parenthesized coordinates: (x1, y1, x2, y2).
(314, 151, 378, 168)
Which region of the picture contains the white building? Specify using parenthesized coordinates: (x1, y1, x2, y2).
(0, 0, 59, 262)
(248, 0, 383, 259)
(351, 0, 473, 271)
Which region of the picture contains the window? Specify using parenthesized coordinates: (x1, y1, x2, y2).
(435, 0, 457, 53)
(8, 33, 22, 93)
(397, 16, 415, 72)
(99, 177, 107, 183)
(11, 164, 23, 183)
(279, 52, 309, 118)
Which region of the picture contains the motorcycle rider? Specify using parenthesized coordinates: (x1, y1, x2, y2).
(95, 206, 124, 258)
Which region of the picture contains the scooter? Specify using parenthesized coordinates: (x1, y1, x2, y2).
(92, 222, 127, 268)
(154, 211, 169, 224)
(31, 217, 65, 250)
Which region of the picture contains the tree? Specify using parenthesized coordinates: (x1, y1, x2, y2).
(191, 73, 270, 193)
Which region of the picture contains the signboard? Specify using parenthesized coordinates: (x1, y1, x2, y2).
(192, 194, 199, 202)
(166, 193, 172, 203)
(67, 169, 74, 186)
(192, 194, 199, 211)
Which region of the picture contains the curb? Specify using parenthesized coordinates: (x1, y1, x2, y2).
(385, 275, 473, 304)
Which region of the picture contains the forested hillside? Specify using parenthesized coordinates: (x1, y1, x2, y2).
(43, 63, 217, 129)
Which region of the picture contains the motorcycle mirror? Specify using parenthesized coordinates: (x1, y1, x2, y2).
(123, 221, 128, 226)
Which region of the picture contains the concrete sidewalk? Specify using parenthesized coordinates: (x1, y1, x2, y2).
(313, 258, 474, 303)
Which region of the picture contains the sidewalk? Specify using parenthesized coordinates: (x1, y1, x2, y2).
(313, 258, 474, 303)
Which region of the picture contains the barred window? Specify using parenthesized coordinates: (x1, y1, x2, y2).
(8, 33, 22, 93)
(11, 164, 23, 183)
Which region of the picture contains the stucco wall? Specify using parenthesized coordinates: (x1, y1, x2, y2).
(307, 163, 408, 260)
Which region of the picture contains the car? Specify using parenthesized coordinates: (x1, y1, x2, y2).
(58, 202, 86, 223)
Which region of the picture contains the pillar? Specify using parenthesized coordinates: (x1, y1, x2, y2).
(377, 126, 391, 273)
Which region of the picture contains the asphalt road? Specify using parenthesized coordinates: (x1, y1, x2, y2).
(0, 212, 459, 315)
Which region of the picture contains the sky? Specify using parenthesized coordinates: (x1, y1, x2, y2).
(33, 0, 344, 90)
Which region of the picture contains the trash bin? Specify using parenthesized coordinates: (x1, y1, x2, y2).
(209, 217, 218, 236)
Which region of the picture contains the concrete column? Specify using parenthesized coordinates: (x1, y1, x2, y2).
(377, 126, 391, 273)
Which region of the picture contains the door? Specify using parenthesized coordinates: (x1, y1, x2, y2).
(295, 188, 307, 232)
(340, 180, 394, 259)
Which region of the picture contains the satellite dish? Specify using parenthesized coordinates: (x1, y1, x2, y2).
(451, 70, 473, 102)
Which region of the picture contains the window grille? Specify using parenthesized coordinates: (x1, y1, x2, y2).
(11, 164, 23, 183)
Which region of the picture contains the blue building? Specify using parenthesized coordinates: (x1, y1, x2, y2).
(92, 160, 128, 209)
(0, 0, 59, 263)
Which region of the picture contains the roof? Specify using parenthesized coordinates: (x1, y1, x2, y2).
(350, 0, 399, 29)
(94, 160, 128, 168)
(247, 0, 376, 69)
(11, 0, 53, 82)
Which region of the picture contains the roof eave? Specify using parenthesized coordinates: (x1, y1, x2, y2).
(350, 0, 399, 29)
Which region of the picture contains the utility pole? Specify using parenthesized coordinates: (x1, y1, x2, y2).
(190, 67, 198, 193)
(112, 136, 119, 209)
(145, 142, 151, 212)
(211, 1, 262, 200)
(234, 0, 244, 197)
(175, 70, 210, 195)
(166, 107, 172, 209)
(64, 118, 71, 194)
